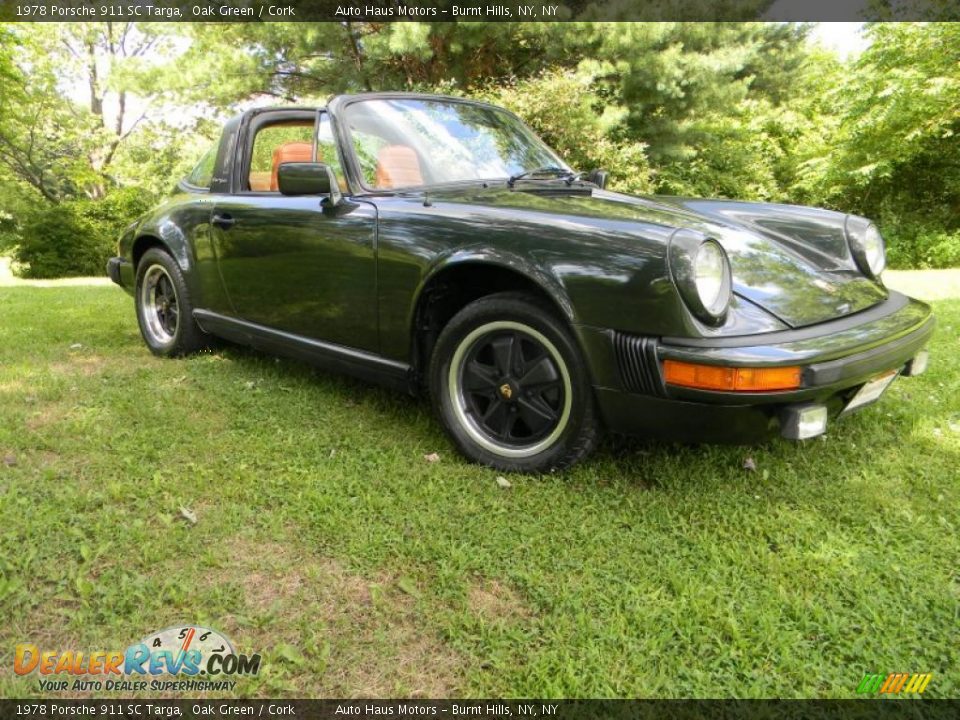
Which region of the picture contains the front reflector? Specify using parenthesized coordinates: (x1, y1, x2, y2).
(904, 349, 929, 377)
(781, 404, 828, 440)
(663, 360, 802, 392)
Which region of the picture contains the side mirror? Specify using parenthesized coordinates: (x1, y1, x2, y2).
(277, 162, 342, 205)
(586, 169, 609, 190)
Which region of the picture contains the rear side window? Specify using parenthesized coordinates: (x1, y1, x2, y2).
(248, 121, 315, 192)
(185, 144, 217, 189)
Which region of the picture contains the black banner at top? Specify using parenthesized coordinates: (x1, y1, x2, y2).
(0, 0, 958, 22)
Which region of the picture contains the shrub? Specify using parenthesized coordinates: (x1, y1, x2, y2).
(886, 226, 960, 270)
(12, 187, 155, 279)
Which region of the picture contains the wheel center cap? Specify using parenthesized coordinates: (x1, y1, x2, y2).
(498, 382, 516, 401)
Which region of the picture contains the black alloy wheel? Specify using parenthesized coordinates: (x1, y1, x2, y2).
(430, 292, 599, 473)
(135, 247, 206, 357)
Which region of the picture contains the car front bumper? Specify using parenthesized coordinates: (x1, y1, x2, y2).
(107, 257, 135, 294)
(581, 291, 935, 443)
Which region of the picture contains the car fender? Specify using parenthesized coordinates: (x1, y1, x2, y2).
(123, 195, 221, 306)
(415, 246, 578, 325)
(133, 214, 195, 274)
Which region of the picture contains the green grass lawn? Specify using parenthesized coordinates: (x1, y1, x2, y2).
(0, 285, 958, 699)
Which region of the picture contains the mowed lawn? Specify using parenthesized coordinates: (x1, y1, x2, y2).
(0, 281, 958, 699)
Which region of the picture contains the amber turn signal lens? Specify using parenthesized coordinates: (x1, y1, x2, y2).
(663, 360, 802, 392)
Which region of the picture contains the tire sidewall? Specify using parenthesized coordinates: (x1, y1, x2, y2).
(135, 249, 189, 357)
(430, 294, 595, 473)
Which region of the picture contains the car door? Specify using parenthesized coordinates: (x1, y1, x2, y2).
(211, 110, 378, 352)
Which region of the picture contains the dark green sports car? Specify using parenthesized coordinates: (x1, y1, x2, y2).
(108, 93, 934, 472)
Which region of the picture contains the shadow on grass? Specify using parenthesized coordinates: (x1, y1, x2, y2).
(160, 320, 960, 473)
(210, 337, 862, 492)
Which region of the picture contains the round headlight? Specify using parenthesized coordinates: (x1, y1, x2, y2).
(863, 224, 886, 276)
(695, 241, 729, 316)
(845, 216, 886, 279)
(669, 231, 733, 326)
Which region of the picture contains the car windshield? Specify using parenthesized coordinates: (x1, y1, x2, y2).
(341, 98, 568, 190)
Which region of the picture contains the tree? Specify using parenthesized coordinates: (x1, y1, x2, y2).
(0, 22, 184, 201)
(794, 23, 960, 266)
(163, 22, 582, 108)
(505, 22, 814, 199)
(581, 23, 811, 163)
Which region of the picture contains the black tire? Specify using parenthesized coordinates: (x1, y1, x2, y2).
(429, 292, 600, 473)
(134, 248, 206, 357)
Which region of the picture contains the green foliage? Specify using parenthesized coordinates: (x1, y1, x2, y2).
(582, 23, 812, 162)
(654, 48, 844, 200)
(1, 20, 958, 273)
(0, 23, 200, 203)
(110, 120, 218, 198)
(0, 170, 32, 252)
(793, 23, 960, 267)
(884, 220, 960, 270)
(0, 22, 220, 278)
(12, 187, 155, 278)
(0, 62, 97, 203)
(168, 23, 575, 104)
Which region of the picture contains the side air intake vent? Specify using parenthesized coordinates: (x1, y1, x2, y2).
(613, 333, 664, 396)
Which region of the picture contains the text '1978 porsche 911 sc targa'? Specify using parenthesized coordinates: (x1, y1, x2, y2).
(107, 93, 935, 472)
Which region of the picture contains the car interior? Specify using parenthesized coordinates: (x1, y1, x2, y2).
(248, 118, 426, 193)
(247, 120, 316, 192)
(269, 141, 315, 191)
(374, 145, 424, 188)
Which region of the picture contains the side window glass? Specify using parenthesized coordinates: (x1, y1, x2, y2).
(248, 121, 314, 192)
(316, 115, 347, 190)
(349, 126, 425, 189)
(186, 143, 217, 189)
(350, 128, 390, 188)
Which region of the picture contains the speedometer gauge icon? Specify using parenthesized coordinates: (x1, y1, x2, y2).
(137, 625, 234, 673)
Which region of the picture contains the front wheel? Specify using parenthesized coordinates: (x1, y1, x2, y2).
(135, 248, 206, 357)
(429, 292, 599, 473)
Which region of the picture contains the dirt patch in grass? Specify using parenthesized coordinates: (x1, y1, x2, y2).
(219, 538, 464, 697)
(0, 379, 25, 394)
(1, 449, 61, 469)
(468, 579, 532, 622)
(50, 355, 109, 377)
(25, 406, 65, 431)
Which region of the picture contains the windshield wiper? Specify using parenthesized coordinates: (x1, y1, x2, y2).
(507, 166, 574, 187)
(563, 171, 590, 185)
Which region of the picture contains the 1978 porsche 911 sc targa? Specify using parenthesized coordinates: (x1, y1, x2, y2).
(107, 93, 935, 472)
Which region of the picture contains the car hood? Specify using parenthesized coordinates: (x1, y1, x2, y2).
(652, 196, 887, 328)
(425, 185, 887, 329)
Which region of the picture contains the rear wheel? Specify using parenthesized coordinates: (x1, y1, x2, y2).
(135, 248, 206, 357)
(430, 292, 599, 473)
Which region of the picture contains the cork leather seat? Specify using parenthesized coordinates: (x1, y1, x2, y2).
(375, 145, 423, 189)
(269, 141, 316, 191)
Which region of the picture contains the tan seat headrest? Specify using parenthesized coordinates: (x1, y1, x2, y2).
(375, 145, 423, 189)
(270, 141, 316, 191)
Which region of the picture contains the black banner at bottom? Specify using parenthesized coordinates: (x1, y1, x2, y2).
(1, 700, 958, 720)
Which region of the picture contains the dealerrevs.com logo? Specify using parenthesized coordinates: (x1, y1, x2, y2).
(14, 625, 261, 693)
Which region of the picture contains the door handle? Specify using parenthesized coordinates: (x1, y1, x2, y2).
(212, 213, 236, 230)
